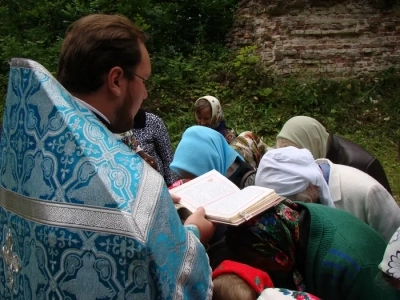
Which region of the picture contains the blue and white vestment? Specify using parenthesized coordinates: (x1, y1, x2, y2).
(0, 58, 212, 299)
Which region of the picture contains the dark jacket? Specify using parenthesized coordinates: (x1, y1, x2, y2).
(228, 157, 256, 189)
(326, 134, 392, 195)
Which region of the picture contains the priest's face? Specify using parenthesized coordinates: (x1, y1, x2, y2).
(112, 42, 150, 133)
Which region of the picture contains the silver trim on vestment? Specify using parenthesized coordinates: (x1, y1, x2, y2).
(0, 186, 141, 238)
(133, 162, 164, 242)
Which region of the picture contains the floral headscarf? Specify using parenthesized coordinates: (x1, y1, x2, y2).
(231, 131, 269, 168)
(379, 226, 400, 279)
(195, 95, 224, 128)
(228, 200, 305, 291)
(118, 130, 140, 152)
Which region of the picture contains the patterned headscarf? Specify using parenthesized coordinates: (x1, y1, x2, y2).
(231, 131, 269, 168)
(255, 146, 334, 207)
(170, 126, 243, 177)
(379, 226, 400, 279)
(277, 116, 329, 159)
(195, 95, 224, 128)
(228, 200, 305, 291)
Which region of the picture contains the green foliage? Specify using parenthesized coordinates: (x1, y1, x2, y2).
(0, 0, 399, 199)
(145, 0, 239, 53)
(0, 0, 239, 102)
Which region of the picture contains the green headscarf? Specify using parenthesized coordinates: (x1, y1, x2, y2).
(277, 116, 329, 159)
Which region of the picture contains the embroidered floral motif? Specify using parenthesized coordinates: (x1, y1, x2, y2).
(387, 250, 400, 279)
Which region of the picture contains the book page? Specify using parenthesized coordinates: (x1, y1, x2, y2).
(204, 187, 268, 217)
(171, 170, 239, 212)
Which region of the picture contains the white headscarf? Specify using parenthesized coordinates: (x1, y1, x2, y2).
(379, 227, 400, 279)
(255, 146, 334, 207)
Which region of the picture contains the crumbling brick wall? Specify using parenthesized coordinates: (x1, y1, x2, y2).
(227, 0, 400, 77)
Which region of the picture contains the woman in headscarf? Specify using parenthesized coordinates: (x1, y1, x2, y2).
(170, 126, 256, 189)
(255, 146, 400, 242)
(230, 131, 270, 169)
(132, 108, 178, 186)
(169, 126, 256, 244)
(211, 199, 400, 300)
(255, 146, 335, 208)
(276, 115, 392, 195)
(194, 95, 271, 168)
(194, 95, 236, 144)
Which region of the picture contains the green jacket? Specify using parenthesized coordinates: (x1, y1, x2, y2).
(302, 203, 400, 300)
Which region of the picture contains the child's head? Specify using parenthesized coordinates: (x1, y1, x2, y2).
(213, 273, 256, 300)
(212, 260, 274, 300)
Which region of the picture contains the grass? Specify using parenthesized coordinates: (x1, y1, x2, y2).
(344, 132, 400, 202)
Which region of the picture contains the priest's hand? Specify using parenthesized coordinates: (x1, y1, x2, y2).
(169, 192, 181, 204)
(185, 207, 216, 244)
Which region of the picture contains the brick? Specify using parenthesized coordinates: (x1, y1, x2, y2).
(362, 48, 373, 53)
(263, 41, 273, 47)
(230, 0, 400, 78)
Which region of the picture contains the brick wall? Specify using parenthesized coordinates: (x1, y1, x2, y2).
(227, 0, 400, 77)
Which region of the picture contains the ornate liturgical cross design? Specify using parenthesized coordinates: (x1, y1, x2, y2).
(1, 229, 21, 289)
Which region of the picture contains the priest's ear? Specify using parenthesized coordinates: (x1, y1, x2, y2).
(107, 66, 125, 97)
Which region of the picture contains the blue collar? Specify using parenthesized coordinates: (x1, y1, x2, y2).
(318, 163, 330, 184)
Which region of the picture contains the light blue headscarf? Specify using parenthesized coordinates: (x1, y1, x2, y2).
(170, 126, 243, 177)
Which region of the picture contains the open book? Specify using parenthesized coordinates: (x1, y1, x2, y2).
(170, 170, 284, 225)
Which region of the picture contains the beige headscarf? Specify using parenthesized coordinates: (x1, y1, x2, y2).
(195, 96, 223, 128)
(277, 116, 329, 159)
